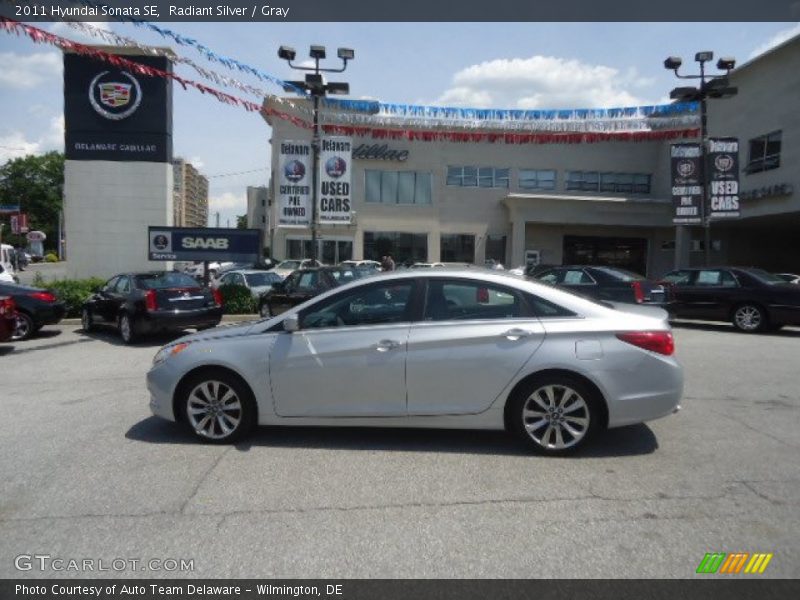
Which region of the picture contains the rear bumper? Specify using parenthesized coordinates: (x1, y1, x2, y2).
(35, 302, 66, 326)
(768, 305, 800, 326)
(138, 307, 223, 333)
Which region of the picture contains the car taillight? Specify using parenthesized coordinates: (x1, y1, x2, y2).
(29, 291, 57, 303)
(0, 297, 15, 316)
(616, 331, 674, 356)
(145, 290, 158, 311)
(631, 281, 644, 303)
(212, 288, 223, 307)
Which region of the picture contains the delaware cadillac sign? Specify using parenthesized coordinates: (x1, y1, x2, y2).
(64, 52, 173, 162)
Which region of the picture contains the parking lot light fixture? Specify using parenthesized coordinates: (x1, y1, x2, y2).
(278, 44, 355, 262)
(663, 50, 738, 267)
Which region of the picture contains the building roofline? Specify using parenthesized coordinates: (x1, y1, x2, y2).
(733, 30, 800, 74)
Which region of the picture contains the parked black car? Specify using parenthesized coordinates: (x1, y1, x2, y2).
(530, 265, 672, 307)
(661, 267, 800, 332)
(258, 267, 374, 318)
(81, 271, 223, 343)
(0, 282, 66, 340)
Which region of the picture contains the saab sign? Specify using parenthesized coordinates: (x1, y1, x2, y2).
(148, 227, 261, 262)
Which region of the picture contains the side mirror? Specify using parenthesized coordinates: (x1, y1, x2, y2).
(283, 314, 299, 332)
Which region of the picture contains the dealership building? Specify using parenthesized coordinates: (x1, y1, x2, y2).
(262, 34, 798, 276)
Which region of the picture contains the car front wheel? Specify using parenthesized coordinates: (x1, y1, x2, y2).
(732, 304, 767, 333)
(81, 307, 94, 332)
(259, 302, 271, 318)
(181, 370, 256, 443)
(509, 375, 600, 455)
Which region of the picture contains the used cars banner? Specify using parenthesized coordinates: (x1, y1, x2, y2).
(148, 226, 261, 262)
(670, 143, 703, 225)
(318, 137, 353, 225)
(278, 140, 312, 228)
(708, 137, 740, 219)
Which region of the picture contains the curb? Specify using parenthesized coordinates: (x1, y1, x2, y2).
(59, 314, 261, 325)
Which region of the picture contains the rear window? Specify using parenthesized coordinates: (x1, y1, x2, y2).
(742, 268, 786, 285)
(245, 272, 280, 287)
(135, 272, 199, 289)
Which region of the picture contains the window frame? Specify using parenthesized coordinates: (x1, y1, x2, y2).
(519, 169, 557, 191)
(746, 130, 782, 174)
(365, 170, 433, 205)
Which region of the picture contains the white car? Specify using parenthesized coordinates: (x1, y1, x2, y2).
(184, 262, 233, 279)
(340, 260, 382, 271)
(272, 259, 322, 280)
(211, 269, 283, 300)
(0, 264, 16, 284)
(147, 270, 683, 454)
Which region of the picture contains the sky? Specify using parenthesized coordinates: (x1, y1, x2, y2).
(1, 20, 799, 227)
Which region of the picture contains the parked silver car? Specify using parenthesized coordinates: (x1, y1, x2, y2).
(147, 271, 683, 454)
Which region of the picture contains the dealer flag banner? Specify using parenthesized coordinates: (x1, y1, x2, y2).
(318, 137, 353, 225)
(278, 140, 312, 228)
(708, 137, 740, 219)
(670, 143, 703, 225)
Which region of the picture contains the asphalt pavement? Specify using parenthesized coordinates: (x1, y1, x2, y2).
(0, 322, 798, 578)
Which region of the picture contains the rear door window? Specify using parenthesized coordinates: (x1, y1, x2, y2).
(562, 269, 594, 285)
(423, 279, 522, 321)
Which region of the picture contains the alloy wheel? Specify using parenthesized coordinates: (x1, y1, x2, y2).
(81, 308, 93, 332)
(186, 380, 243, 440)
(734, 305, 763, 332)
(522, 384, 590, 451)
(119, 314, 133, 343)
(260, 303, 271, 318)
(12, 313, 33, 341)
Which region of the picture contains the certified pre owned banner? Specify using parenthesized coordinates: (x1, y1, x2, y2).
(148, 227, 261, 263)
(278, 141, 312, 228)
(670, 143, 703, 225)
(708, 138, 740, 219)
(318, 137, 353, 225)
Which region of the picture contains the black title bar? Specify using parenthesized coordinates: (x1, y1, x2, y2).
(2, 0, 800, 22)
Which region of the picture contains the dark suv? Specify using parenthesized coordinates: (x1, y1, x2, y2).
(258, 267, 374, 317)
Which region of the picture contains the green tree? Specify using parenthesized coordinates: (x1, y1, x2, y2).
(0, 152, 64, 249)
(236, 214, 248, 229)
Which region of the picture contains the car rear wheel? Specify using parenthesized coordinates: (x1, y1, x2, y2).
(509, 375, 600, 455)
(732, 304, 766, 333)
(181, 371, 256, 443)
(81, 307, 94, 332)
(118, 313, 137, 344)
(12, 311, 35, 341)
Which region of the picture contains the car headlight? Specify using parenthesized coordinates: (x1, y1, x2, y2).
(153, 342, 192, 365)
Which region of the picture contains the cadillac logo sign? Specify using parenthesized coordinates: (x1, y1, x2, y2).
(324, 156, 347, 179)
(89, 71, 142, 120)
(714, 154, 735, 172)
(283, 159, 306, 182)
(677, 159, 696, 178)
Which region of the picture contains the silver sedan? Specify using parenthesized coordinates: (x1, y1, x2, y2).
(147, 270, 683, 454)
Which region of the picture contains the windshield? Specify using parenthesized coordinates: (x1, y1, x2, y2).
(744, 268, 787, 285)
(136, 272, 199, 289)
(278, 260, 301, 270)
(245, 272, 280, 287)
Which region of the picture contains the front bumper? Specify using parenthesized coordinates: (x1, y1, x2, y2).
(147, 361, 179, 422)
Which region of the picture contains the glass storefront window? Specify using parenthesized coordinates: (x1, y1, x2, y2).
(440, 234, 475, 263)
(365, 170, 432, 204)
(363, 231, 428, 266)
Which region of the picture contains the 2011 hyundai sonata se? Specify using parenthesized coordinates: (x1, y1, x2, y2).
(147, 270, 683, 454)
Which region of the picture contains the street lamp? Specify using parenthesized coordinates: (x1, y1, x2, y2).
(665, 51, 738, 266)
(278, 45, 353, 262)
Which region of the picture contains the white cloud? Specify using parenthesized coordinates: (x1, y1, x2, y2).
(434, 55, 653, 109)
(209, 191, 246, 212)
(0, 115, 65, 164)
(749, 23, 800, 59)
(0, 132, 41, 164)
(189, 156, 206, 170)
(0, 52, 62, 90)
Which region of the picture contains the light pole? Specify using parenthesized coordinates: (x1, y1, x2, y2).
(278, 45, 353, 263)
(664, 52, 737, 266)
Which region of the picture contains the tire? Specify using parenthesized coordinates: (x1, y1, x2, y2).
(179, 369, 256, 444)
(508, 374, 601, 455)
(12, 311, 36, 341)
(732, 303, 767, 333)
(118, 313, 137, 344)
(81, 307, 94, 332)
(259, 302, 271, 318)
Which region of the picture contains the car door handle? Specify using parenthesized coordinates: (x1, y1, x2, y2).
(376, 339, 401, 352)
(502, 328, 533, 340)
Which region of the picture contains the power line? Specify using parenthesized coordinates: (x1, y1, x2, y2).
(206, 167, 268, 179)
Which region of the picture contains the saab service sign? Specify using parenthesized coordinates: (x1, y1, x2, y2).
(148, 227, 261, 262)
(318, 137, 352, 225)
(64, 53, 173, 162)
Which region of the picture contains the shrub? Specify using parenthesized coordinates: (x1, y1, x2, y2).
(44, 253, 59, 263)
(40, 277, 107, 318)
(217, 284, 256, 315)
